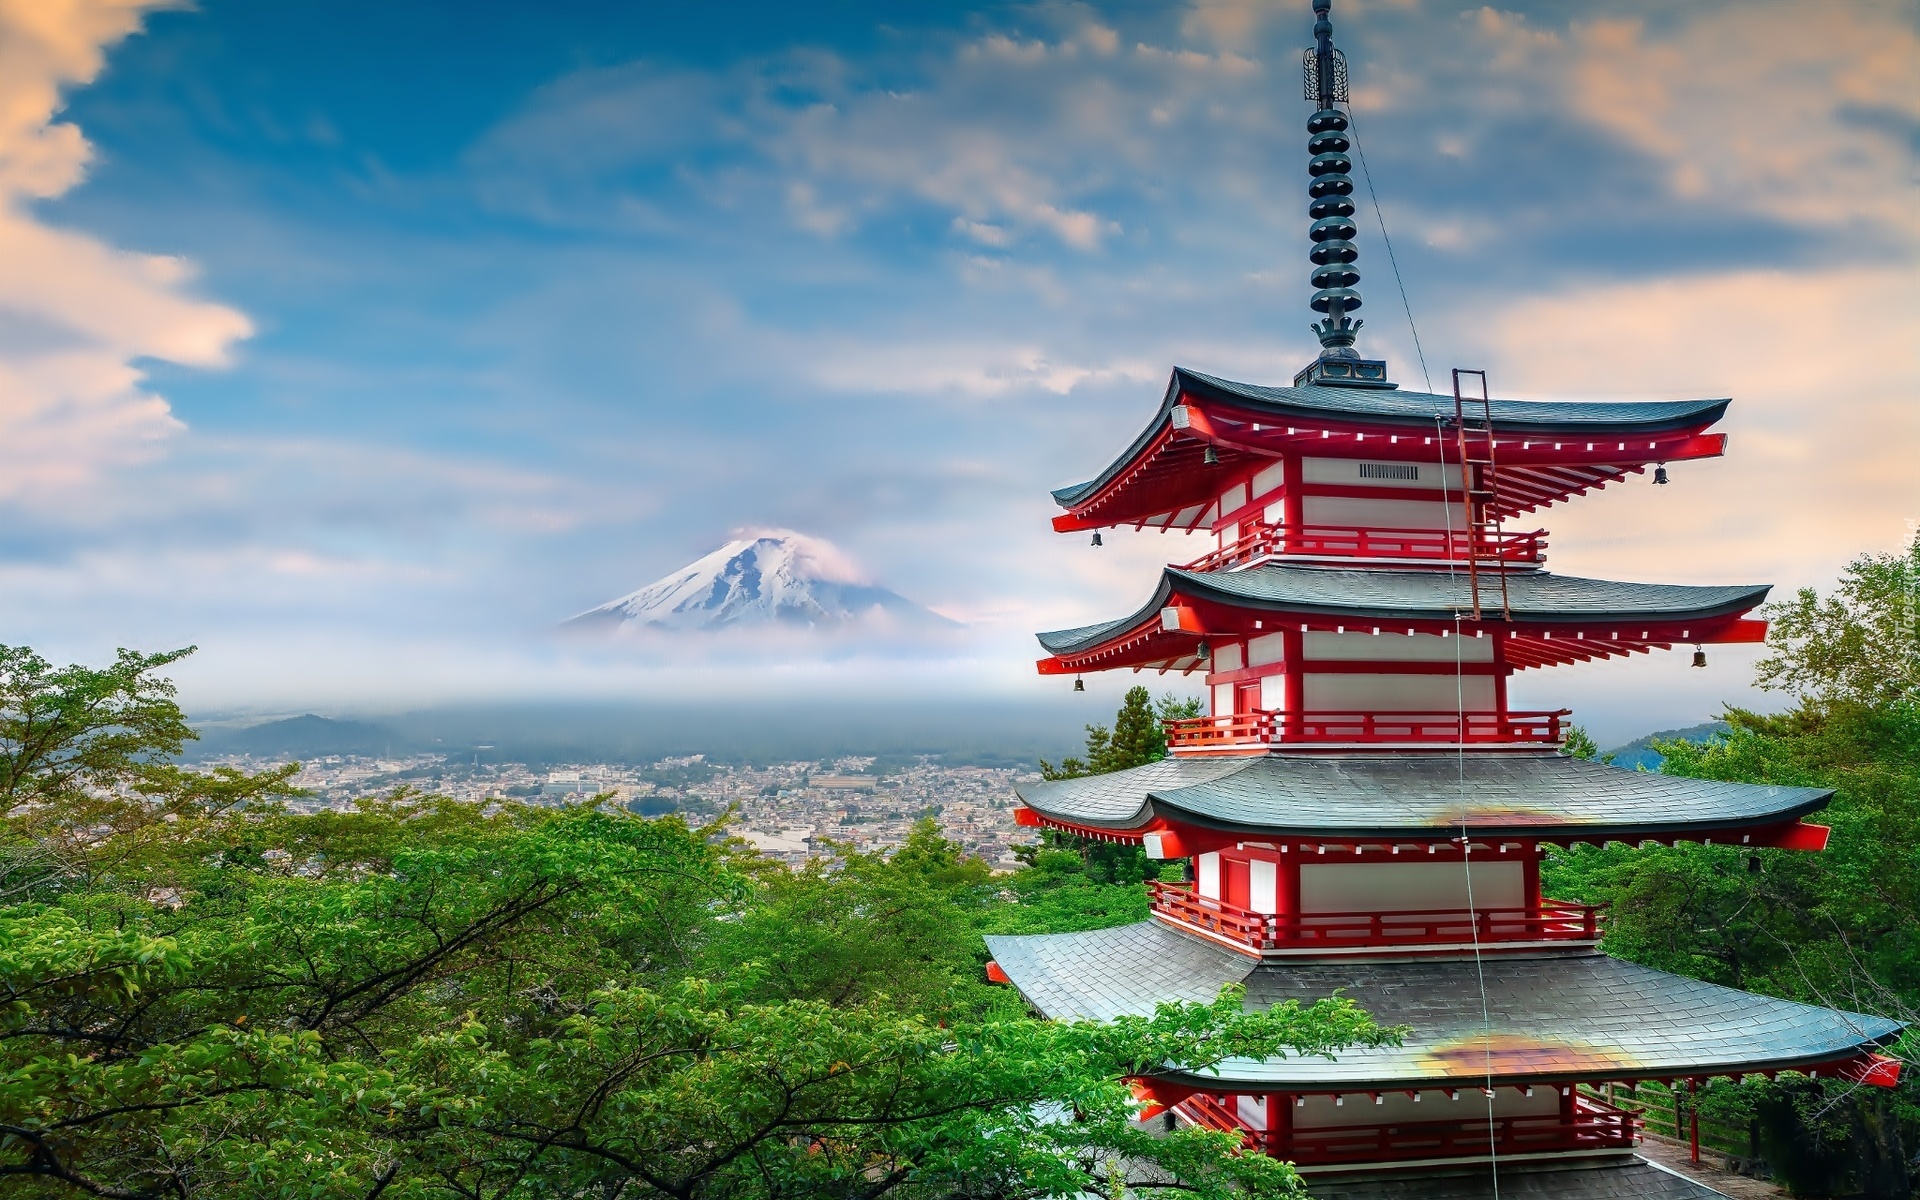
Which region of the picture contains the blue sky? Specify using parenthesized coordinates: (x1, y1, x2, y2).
(1, 0, 1914, 742)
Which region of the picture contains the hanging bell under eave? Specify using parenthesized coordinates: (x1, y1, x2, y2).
(1195, 641, 1211, 662)
(1654, 465, 1669, 485)
(1073, 676, 1085, 692)
(1692, 648, 1707, 668)
(1203, 446, 1220, 465)
(1091, 531, 1103, 547)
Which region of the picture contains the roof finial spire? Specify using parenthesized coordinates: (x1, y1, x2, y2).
(1293, 0, 1395, 390)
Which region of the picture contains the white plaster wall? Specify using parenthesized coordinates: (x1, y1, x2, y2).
(1251, 460, 1287, 500)
(1302, 673, 1496, 711)
(1197, 852, 1221, 900)
(1306, 631, 1495, 663)
(1299, 861, 1525, 913)
(1301, 457, 1463, 490)
(1237, 1093, 1269, 1131)
(1248, 632, 1289, 665)
(1218, 481, 1248, 516)
(1214, 643, 1245, 672)
(1212, 682, 1235, 717)
(1291, 1087, 1558, 1129)
(1260, 674, 1287, 711)
(1301, 495, 1457, 530)
(1249, 860, 1278, 914)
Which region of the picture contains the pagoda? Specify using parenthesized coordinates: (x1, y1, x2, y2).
(983, 3, 1904, 1196)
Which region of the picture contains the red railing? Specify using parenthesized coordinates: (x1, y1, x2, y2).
(1148, 881, 1606, 952)
(1175, 1094, 1637, 1164)
(1182, 524, 1546, 573)
(1162, 709, 1571, 750)
(1287, 1099, 1637, 1165)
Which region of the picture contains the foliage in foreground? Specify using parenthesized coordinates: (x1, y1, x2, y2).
(1543, 537, 1920, 1197)
(0, 646, 1395, 1199)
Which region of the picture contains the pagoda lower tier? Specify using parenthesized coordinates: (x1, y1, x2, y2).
(984, 922, 1904, 1191)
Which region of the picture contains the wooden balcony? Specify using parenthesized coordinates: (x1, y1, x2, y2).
(1162, 708, 1571, 752)
(1178, 1093, 1638, 1164)
(1181, 524, 1547, 573)
(1148, 881, 1606, 954)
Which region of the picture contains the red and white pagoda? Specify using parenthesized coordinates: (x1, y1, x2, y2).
(985, 3, 1903, 1196)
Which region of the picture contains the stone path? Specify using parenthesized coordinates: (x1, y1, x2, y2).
(1637, 1134, 1787, 1200)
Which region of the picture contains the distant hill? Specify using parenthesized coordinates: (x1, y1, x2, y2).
(1602, 721, 1730, 770)
(189, 714, 402, 762)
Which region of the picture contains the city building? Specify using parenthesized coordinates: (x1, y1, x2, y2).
(983, 3, 1903, 1195)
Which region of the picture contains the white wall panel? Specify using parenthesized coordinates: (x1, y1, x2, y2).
(1251, 460, 1287, 501)
(1305, 631, 1494, 663)
(1197, 852, 1221, 900)
(1301, 496, 1456, 530)
(1248, 632, 1289, 666)
(1237, 1093, 1268, 1131)
(1303, 673, 1496, 711)
(1249, 860, 1278, 914)
(1218, 482, 1248, 517)
(1212, 683, 1234, 717)
(1260, 674, 1287, 710)
(1302, 457, 1463, 490)
(1214, 643, 1244, 672)
(1299, 861, 1525, 913)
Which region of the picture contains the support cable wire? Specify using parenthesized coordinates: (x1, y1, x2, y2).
(1434, 411, 1500, 1196)
(1346, 104, 1433, 394)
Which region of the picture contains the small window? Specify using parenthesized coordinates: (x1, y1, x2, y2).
(1357, 462, 1419, 481)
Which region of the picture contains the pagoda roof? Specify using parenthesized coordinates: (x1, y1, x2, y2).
(1050, 369, 1731, 530)
(1014, 752, 1830, 841)
(1040, 566, 1765, 655)
(983, 923, 1903, 1090)
(1036, 565, 1768, 674)
(1305, 1157, 1728, 1198)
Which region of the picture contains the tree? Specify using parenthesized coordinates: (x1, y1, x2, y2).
(0, 647, 1395, 1199)
(1040, 687, 1201, 780)
(1541, 544, 1920, 1197)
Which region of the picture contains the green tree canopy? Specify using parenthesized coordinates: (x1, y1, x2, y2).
(0, 647, 1394, 1199)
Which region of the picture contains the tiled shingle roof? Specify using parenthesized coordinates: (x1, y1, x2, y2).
(1016, 752, 1831, 839)
(1305, 1156, 1729, 1199)
(983, 923, 1902, 1089)
(1035, 566, 1768, 655)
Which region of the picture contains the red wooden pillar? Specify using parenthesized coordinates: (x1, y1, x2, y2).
(1282, 628, 1304, 732)
(1267, 1091, 1293, 1159)
(1281, 453, 1303, 543)
(1688, 1080, 1700, 1163)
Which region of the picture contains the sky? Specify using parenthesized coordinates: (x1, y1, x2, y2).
(0, 0, 1915, 744)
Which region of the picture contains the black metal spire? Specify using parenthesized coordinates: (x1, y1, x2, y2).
(1293, 0, 1395, 390)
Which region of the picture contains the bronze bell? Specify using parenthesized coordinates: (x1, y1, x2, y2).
(1692, 648, 1707, 668)
(1073, 677, 1085, 692)
(1091, 531, 1103, 547)
(1204, 446, 1220, 465)
(1654, 465, 1669, 485)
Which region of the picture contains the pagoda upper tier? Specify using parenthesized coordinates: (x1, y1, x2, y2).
(1051, 368, 1729, 533)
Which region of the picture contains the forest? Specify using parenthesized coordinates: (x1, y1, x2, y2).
(2, 537, 1915, 1198)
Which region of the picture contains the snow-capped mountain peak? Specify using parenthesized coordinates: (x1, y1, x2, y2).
(563, 530, 955, 634)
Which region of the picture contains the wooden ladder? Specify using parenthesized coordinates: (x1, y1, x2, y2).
(1452, 368, 1511, 621)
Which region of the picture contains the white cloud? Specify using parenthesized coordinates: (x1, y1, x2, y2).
(0, 0, 250, 503)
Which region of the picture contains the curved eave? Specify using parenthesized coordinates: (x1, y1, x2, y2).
(1052, 368, 1732, 532)
(1014, 754, 1834, 844)
(984, 924, 1905, 1092)
(1035, 567, 1770, 674)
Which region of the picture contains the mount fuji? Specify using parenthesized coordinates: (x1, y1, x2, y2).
(563, 531, 958, 635)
